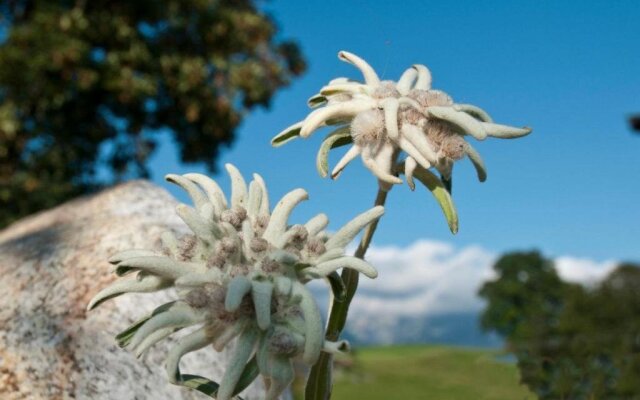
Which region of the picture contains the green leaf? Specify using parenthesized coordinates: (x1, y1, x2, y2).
(232, 356, 260, 396)
(465, 144, 487, 182)
(271, 122, 303, 147)
(442, 175, 452, 194)
(327, 272, 347, 302)
(413, 167, 459, 234)
(115, 265, 137, 276)
(115, 301, 177, 347)
(325, 118, 351, 126)
(307, 94, 327, 108)
(180, 374, 223, 398)
(316, 127, 352, 177)
(305, 353, 334, 400)
(176, 356, 257, 399)
(115, 316, 151, 348)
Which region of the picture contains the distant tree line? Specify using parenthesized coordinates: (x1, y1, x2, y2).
(480, 252, 640, 399)
(0, 0, 306, 228)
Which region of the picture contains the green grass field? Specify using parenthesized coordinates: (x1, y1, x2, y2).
(320, 345, 534, 400)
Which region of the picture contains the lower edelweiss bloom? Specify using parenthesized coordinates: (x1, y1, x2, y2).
(272, 50, 532, 192)
(88, 164, 382, 400)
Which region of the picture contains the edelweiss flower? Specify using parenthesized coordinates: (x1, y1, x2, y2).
(272, 51, 532, 192)
(87, 164, 382, 400)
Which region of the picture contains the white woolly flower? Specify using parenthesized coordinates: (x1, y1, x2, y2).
(87, 164, 383, 400)
(272, 50, 532, 193)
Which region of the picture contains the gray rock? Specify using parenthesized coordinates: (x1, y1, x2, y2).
(0, 181, 267, 399)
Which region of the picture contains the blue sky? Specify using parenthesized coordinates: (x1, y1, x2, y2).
(149, 0, 640, 262)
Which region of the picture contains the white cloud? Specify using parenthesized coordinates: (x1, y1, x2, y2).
(343, 240, 618, 319)
(555, 256, 617, 284)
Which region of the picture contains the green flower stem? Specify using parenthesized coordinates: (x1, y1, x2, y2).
(304, 188, 389, 400)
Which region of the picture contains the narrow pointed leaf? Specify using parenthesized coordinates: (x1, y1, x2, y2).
(115, 316, 152, 348)
(115, 301, 177, 347)
(442, 175, 452, 194)
(308, 94, 327, 108)
(412, 167, 459, 234)
(179, 375, 222, 398)
(271, 121, 303, 147)
(316, 126, 352, 177)
(232, 356, 260, 396)
(326, 272, 346, 302)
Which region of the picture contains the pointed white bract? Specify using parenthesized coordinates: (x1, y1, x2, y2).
(272, 50, 531, 191)
(87, 165, 382, 400)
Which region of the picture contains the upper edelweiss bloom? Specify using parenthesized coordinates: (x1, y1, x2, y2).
(87, 164, 382, 400)
(272, 50, 532, 191)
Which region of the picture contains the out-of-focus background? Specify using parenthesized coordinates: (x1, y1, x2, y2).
(1, 0, 639, 399)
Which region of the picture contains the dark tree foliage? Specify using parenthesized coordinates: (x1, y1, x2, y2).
(0, 0, 306, 227)
(480, 253, 640, 399)
(478, 251, 567, 340)
(631, 115, 640, 132)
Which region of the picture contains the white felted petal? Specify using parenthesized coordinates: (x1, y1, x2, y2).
(465, 143, 487, 182)
(319, 82, 369, 96)
(183, 173, 228, 211)
(401, 123, 439, 163)
(264, 356, 295, 400)
(311, 256, 378, 279)
(108, 249, 159, 264)
(398, 136, 433, 170)
(382, 98, 400, 139)
(331, 145, 361, 179)
(270, 249, 300, 265)
(160, 231, 179, 257)
(300, 100, 373, 138)
(413, 64, 433, 90)
(304, 213, 329, 236)
(241, 219, 256, 255)
(427, 106, 487, 140)
(176, 204, 221, 241)
(212, 320, 247, 352)
(252, 173, 270, 215)
(216, 327, 259, 400)
(322, 340, 351, 355)
(314, 248, 344, 264)
(325, 206, 384, 250)
(292, 282, 323, 365)
(87, 274, 170, 310)
(133, 327, 176, 358)
(372, 142, 399, 191)
(273, 276, 293, 296)
(225, 275, 252, 312)
(482, 122, 532, 139)
(361, 147, 403, 185)
(404, 156, 419, 190)
(165, 174, 208, 211)
(251, 280, 274, 330)
(198, 202, 215, 222)
(328, 77, 355, 85)
(165, 327, 210, 383)
(115, 256, 206, 279)
(246, 180, 263, 218)
(174, 269, 223, 287)
(129, 302, 203, 351)
(453, 104, 493, 122)
(396, 66, 418, 95)
(225, 163, 248, 208)
(274, 224, 305, 249)
(337, 51, 381, 86)
(262, 188, 308, 242)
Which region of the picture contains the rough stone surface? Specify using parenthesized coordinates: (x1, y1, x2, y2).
(0, 181, 267, 400)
